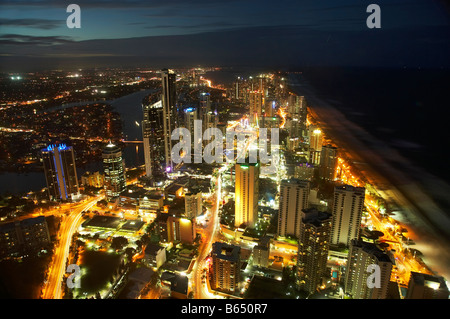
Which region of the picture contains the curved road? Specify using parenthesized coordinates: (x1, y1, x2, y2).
(192, 173, 222, 299)
(42, 196, 102, 299)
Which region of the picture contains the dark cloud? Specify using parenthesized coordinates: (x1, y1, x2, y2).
(0, 34, 73, 46)
(0, 0, 236, 9)
(0, 18, 63, 30)
(145, 21, 250, 30)
(1, 24, 448, 70)
(143, 8, 225, 18)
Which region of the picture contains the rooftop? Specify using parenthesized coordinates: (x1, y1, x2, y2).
(82, 215, 122, 229)
(301, 208, 332, 227)
(351, 238, 393, 264)
(145, 243, 165, 255)
(212, 242, 240, 262)
(121, 220, 145, 231)
(410, 271, 448, 290)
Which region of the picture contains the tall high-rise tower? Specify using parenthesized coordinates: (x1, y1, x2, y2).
(344, 238, 393, 299)
(41, 144, 79, 201)
(102, 142, 126, 200)
(185, 191, 202, 219)
(161, 68, 177, 172)
(277, 178, 310, 238)
(234, 162, 259, 228)
(319, 144, 338, 181)
(142, 98, 164, 178)
(183, 107, 198, 150)
(308, 125, 323, 164)
(249, 90, 264, 123)
(297, 208, 332, 294)
(211, 242, 241, 294)
(331, 185, 365, 247)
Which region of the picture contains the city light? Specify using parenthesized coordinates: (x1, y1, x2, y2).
(1, 62, 447, 303)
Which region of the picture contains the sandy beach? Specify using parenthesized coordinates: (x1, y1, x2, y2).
(288, 74, 450, 283)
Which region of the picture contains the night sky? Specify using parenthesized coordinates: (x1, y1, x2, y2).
(0, 0, 449, 71)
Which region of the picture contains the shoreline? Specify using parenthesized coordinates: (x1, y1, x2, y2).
(288, 74, 450, 283)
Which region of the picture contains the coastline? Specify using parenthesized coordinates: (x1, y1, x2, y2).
(288, 74, 450, 283)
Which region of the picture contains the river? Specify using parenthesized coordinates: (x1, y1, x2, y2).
(0, 89, 155, 195)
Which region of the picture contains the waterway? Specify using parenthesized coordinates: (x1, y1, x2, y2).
(0, 89, 155, 195)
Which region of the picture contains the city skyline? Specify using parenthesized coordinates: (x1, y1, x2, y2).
(0, 0, 449, 307)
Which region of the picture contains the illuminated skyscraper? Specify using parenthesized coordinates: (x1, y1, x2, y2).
(278, 178, 310, 238)
(211, 242, 241, 294)
(0, 216, 51, 258)
(199, 92, 210, 124)
(319, 144, 338, 181)
(183, 107, 198, 149)
(102, 142, 126, 200)
(142, 98, 164, 178)
(249, 90, 264, 123)
(185, 191, 202, 219)
(344, 238, 393, 299)
(161, 68, 177, 172)
(287, 94, 307, 138)
(167, 215, 196, 244)
(252, 237, 270, 268)
(41, 144, 79, 201)
(297, 208, 332, 294)
(234, 77, 241, 100)
(331, 185, 365, 247)
(234, 162, 259, 228)
(308, 125, 323, 164)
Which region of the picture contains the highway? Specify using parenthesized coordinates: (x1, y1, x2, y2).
(192, 173, 222, 299)
(42, 195, 102, 299)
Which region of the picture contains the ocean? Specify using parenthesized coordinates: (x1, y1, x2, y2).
(296, 67, 450, 181)
(288, 67, 450, 281)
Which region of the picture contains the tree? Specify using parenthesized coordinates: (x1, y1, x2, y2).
(125, 247, 136, 263)
(110, 236, 128, 251)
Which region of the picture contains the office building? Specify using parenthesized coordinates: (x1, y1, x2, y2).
(161, 68, 177, 172)
(41, 144, 79, 201)
(138, 193, 163, 221)
(185, 191, 202, 219)
(406, 272, 449, 299)
(0, 216, 51, 259)
(211, 242, 241, 294)
(294, 163, 315, 181)
(81, 171, 104, 188)
(234, 78, 241, 100)
(331, 185, 365, 247)
(278, 178, 310, 238)
(234, 162, 259, 228)
(249, 90, 264, 123)
(345, 239, 393, 299)
(319, 144, 338, 181)
(167, 215, 196, 244)
(308, 125, 323, 164)
(142, 98, 164, 178)
(102, 142, 126, 200)
(287, 93, 307, 137)
(199, 92, 210, 124)
(144, 243, 166, 269)
(297, 208, 332, 294)
(183, 107, 198, 150)
(252, 237, 270, 268)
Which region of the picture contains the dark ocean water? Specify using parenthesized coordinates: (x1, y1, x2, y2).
(207, 67, 450, 181)
(296, 67, 450, 181)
